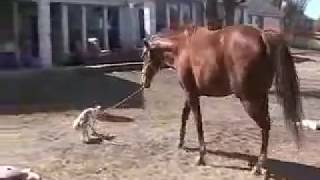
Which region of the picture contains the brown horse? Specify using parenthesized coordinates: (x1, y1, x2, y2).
(141, 25, 303, 175)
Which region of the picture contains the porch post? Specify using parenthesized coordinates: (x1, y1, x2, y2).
(128, 3, 139, 48)
(119, 6, 128, 49)
(191, 2, 197, 25)
(13, 1, 20, 66)
(150, 2, 156, 35)
(179, 3, 184, 26)
(243, 8, 248, 24)
(203, 0, 207, 27)
(234, 7, 241, 24)
(38, 0, 52, 67)
(103, 6, 110, 50)
(144, 1, 156, 36)
(81, 5, 87, 51)
(61, 3, 70, 54)
(166, 3, 170, 29)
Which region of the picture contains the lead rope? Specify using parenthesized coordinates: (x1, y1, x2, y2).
(87, 86, 144, 145)
(107, 86, 145, 110)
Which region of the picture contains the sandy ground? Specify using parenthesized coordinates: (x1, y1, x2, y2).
(1, 53, 320, 180)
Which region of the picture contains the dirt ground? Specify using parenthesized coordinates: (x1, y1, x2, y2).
(1, 52, 320, 180)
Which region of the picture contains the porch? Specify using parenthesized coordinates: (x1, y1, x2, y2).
(0, 0, 205, 69)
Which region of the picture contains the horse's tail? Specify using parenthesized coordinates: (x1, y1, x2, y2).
(262, 32, 304, 148)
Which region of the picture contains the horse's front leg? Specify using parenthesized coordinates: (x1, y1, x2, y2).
(189, 96, 206, 165)
(178, 100, 191, 148)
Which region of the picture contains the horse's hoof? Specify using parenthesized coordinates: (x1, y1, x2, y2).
(248, 160, 256, 168)
(82, 140, 89, 144)
(196, 158, 206, 166)
(91, 132, 99, 137)
(81, 137, 89, 144)
(251, 166, 267, 176)
(251, 167, 261, 176)
(84, 138, 103, 144)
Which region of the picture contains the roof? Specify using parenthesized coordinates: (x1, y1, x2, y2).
(247, 0, 282, 17)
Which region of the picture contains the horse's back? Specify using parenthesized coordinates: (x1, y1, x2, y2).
(182, 27, 232, 96)
(224, 25, 274, 97)
(184, 25, 274, 97)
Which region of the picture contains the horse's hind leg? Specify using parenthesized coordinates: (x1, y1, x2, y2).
(241, 95, 270, 175)
(189, 96, 206, 165)
(179, 100, 191, 148)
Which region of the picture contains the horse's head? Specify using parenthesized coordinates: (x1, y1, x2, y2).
(141, 37, 175, 88)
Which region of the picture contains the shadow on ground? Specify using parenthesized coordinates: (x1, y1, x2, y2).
(293, 56, 317, 64)
(97, 112, 135, 122)
(0, 68, 144, 114)
(184, 147, 320, 180)
(269, 88, 320, 99)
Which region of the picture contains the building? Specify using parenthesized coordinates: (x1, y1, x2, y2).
(0, 0, 205, 69)
(246, 0, 282, 31)
(205, 0, 281, 30)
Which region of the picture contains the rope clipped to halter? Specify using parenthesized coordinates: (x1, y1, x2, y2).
(108, 86, 144, 109)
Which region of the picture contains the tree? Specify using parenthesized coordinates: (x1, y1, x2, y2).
(270, 0, 310, 32)
(223, 0, 246, 26)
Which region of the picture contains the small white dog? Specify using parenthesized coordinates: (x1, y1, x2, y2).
(73, 105, 102, 143)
